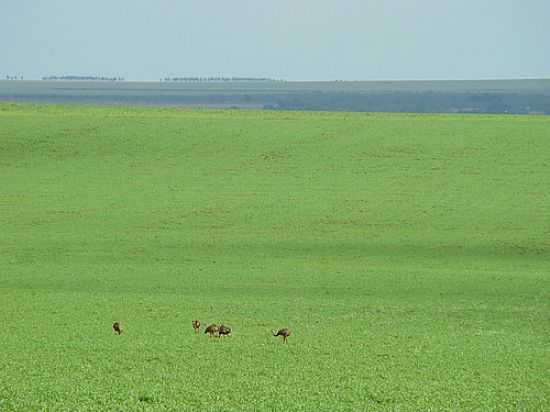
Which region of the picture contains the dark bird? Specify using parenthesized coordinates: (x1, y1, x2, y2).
(112, 322, 123, 335)
(218, 324, 232, 337)
(273, 328, 291, 343)
(192, 320, 201, 333)
(204, 324, 219, 337)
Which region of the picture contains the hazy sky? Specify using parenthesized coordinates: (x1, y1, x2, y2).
(2, 0, 549, 81)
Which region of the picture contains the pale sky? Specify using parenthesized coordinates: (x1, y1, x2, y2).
(2, 0, 549, 81)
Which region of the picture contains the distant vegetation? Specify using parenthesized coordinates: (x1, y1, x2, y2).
(41, 75, 124, 81)
(161, 76, 279, 82)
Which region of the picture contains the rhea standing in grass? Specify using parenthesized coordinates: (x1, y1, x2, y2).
(218, 324, 231, 337)
(204, 324, 219, 337)
(112, 322, 122, 335)
(192, 320, 201, 333)
(273, 328, 291, 343)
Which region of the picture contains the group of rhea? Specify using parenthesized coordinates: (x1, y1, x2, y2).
(111, 320, 292, 343)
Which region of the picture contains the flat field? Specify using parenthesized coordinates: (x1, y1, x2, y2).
(0, 103, 549, 411)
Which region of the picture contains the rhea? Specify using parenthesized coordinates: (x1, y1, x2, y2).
(112, 322, 123, 335)
(273, 328, 291, 343)
(218, 324, 232, 337)
(192, 320, 201, 333)
(204, 324, 220, 337)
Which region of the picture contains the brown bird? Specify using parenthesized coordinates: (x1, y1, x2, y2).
(218, 324, 232, 337)
(273, 328, 291, 343)
(192, 320, 201, 333)
(204, 324, 219, 337)
(112, 322, 123, 335)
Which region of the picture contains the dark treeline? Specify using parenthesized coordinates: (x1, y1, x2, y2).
(41, 75, 124, 81)
(161, 77, 277, 82)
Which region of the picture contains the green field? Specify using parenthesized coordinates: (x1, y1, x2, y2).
(0, 103, 549, 411)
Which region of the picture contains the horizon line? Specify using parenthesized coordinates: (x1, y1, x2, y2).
(1, 77, 549, 83)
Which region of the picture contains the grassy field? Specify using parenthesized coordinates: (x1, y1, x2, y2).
(0, 103, 549, 411)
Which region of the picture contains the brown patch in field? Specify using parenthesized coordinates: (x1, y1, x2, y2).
(258, 151, 288, 161)
(191, 207, 229, 216)
(319, 217, 356, 226)
(450, 147, 483, 157)
(319, 132, 337, 140)
(461, 167, 481, 175)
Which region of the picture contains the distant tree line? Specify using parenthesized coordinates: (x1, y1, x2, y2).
(5, 75, 24, 80)
(161, 76, 278, 82)
(41, 75, 124, 81)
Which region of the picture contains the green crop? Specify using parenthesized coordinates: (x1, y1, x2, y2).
(0, 103, 548, 411)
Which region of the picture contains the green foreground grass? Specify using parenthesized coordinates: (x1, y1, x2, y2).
(0, 103, 549, 411)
